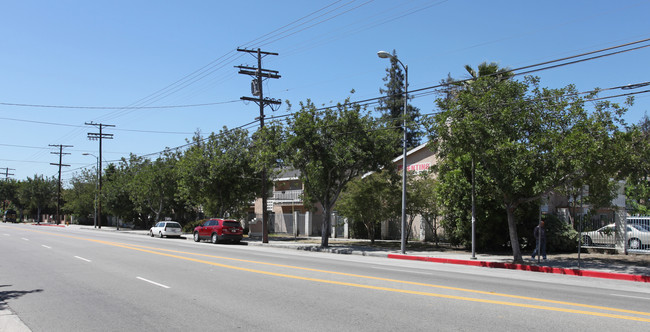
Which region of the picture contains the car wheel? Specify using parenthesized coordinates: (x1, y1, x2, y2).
(582, 235, 592, 246)
(159, 231, 164, 238)
(149, 230, 154, 237)
(629, 238, 642, 250)
(193, 232, 200, 242)
(211, 233, 219, 244)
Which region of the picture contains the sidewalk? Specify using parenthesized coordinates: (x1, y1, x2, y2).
(60, 224, 650, 282)
(243, 237, 650, 282)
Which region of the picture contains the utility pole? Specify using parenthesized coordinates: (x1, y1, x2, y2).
(1, 167, 15, 211)
(86, 122, 114, 229)
(1, 167, 15, 181)
(236, 48, 281, 244)
(50, 145, 72, 225)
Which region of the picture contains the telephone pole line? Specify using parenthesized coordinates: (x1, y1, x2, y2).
(86, 122, 114, 229)
(50, 144, 73, 225)
(236, 48, 281, 244)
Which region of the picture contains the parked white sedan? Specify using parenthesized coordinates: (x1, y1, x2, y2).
(581, 223, 650, 249)
(149, 221, 183, 238)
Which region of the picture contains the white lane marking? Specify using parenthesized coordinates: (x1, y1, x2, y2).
(74, 256, 92, 262)
(371, 266, 432, 275)
(3, 234, 9, 236)
(42, 245, 52, 249)
(610, 294, 650, 301)
(22, 237, 29, 241)
(137, 277, 170, 289)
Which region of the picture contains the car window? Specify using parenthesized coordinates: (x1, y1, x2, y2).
(155, 222, 162, 227)
(167, 222, 181, 228)
(224, 221, 240, 227)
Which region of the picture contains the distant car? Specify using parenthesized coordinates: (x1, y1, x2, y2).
(3, 209, 17, 223)
(193, 218, 243, 244)
(581, 223, 650, 249)
(149, 221, 182, 238)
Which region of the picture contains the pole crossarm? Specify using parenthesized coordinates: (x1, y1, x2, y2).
(241, 96, 282, 105)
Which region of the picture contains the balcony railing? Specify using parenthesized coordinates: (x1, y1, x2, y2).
(269, 189, 302, 204)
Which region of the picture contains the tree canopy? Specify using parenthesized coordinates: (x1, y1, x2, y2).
(429, 74, 631, 261)
(283, 98, 399, 246)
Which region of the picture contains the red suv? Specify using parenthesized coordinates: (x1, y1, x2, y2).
(193, 218, 243, 244)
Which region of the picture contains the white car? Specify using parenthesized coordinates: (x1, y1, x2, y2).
(581, 223, 650, 249)
(149, 221, 183, 238)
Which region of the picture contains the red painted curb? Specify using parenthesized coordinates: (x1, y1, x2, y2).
(387, 254, 650, 283)
(31, 223, 66, 227)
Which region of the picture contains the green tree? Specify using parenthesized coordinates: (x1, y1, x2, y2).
(428, 75, 630, 262)
(0, 178, 20, 212)
(129, 152, 182, 224)
(407, 170, 441, 245)
(177, 128, 258, 219)
(104, 162, 142, 227)
(378, 49, 422, 150)
(337, 171, 400, 243)
(283, 98, 399, 247)
(63, 168, 97, 224)
(18, 174, 57, 223)
(625, 114, 650, 215)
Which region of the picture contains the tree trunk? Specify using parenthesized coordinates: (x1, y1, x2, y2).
(321, 205, 330, 247)
(506, 206, 523, 262)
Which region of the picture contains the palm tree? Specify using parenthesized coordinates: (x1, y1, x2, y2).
(463, 62, 514, 84)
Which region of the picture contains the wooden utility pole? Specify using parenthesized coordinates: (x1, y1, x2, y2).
(86, 122, 114, 229)
(50, 144, 72, 224)
(236, 48, 281, 244)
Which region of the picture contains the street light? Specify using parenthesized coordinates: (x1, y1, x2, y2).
(83, 153, 99, 228)
(377, 50, 408, 254)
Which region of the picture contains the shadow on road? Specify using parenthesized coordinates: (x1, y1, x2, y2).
(0, 285, 43, 310)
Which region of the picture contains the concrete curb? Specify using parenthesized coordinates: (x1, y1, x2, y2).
(0, 308, 31, 332)
(387, 254, 650, 283)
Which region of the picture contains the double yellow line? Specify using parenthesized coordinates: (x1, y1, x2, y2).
(9, 225, 650, 323)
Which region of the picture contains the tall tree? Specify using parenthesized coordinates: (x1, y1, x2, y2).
(283, 98, 399, 247)
(429, 75, 630, 262)
(129, 152, 181, 224)
(177, 128, 259, 219)
(0, 178, 20, 211)
(378, 49, 422, 150)
(103, 162, 142, 227)
(18, 174, 57, 223)
(625, 114, 650, 215)
(63, 168, 97, 223)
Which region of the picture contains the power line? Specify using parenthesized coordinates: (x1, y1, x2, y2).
(0, 100, 240, 110)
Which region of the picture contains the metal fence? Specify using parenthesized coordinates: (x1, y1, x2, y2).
(579, 216, 650, 253)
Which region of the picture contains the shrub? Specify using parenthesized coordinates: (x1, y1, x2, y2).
(183, 219, 207, 233)
(544, 214, 578, 253)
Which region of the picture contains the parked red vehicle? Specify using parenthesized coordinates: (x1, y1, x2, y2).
(193, 218, 243, 244)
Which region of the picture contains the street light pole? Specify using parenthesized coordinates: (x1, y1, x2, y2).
(378, 50, 408, 255)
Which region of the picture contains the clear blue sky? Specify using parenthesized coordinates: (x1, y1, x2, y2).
(1, 0, 649, 182)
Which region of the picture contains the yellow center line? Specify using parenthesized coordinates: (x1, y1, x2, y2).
(7, 225, 650, 322)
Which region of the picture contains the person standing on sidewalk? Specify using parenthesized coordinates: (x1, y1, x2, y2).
(532, 221, 546, 260)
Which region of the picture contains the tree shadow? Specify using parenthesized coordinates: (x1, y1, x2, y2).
(0, 285, 43, 310)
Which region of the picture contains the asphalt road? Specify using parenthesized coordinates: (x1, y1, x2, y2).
(2, 223, 650, 331)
